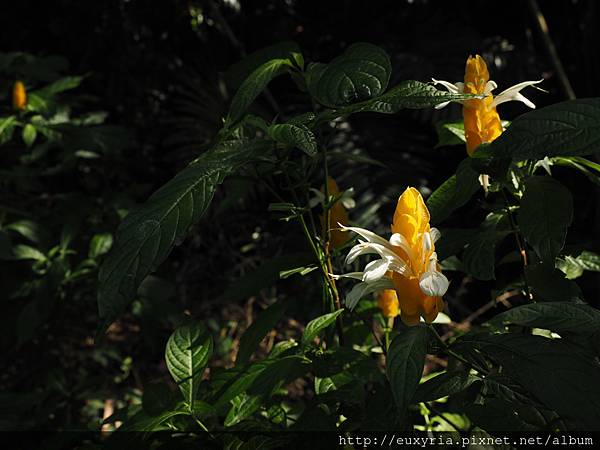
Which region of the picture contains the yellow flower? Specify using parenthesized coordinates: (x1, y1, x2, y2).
(462, 55, 503, 155)
(433, 55, 542, 156)
(340, 187, 448, 326)
(319, 177, 351, 250)
(377, 289, 399, 318)
(12, 80, 27, 110)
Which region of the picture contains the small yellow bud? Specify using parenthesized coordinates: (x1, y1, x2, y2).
(320, 176, 350, 250)
(12, 81, 27, 111)
(377, 289, 399, 318)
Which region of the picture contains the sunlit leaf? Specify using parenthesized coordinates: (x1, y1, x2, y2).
(165, 321, 213, 408)
(487, 301, 600, 337)
(482, 98, 600, 160)
(302, 309, 344, 345)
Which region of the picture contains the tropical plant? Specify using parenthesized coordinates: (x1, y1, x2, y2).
(89, 41, 600, 445)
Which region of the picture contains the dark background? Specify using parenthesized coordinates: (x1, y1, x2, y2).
(1, 0, 599, 432)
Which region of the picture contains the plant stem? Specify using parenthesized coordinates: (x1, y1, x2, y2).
(428, 324, 489, 376)
(320, 143, 345, 344)
(501, 189, 533, 301)
(282, 163, 345, 344)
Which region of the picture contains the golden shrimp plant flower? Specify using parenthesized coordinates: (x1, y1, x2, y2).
(433, 55, 543, 155)
(12, 80, 27, 110)
(340, 187, 449, 325)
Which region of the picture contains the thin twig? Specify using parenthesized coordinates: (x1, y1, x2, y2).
(502, 189, 533, 301)
(526, 0, 576, 100)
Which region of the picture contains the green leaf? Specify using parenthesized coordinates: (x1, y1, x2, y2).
(551, 156, 600, 187)
(306, 43, 391, 108)
(525, 263, 582, 302)
(301, 309, 344, 345)
(412, 370, 478, 403)
(426, 159, 480, 225)
(386, 325, 430, 415)
(557, 251, 600, 280)
(435, 120, 509, 148)
(517, 176, 573, 264)
(487, 301, 600, 337)
(165, 321, 213, 408)
(267, 123, 317, 156)
(88, 232, 113, 259)
(217, 253, 311, 303)
(225, 41, 303, 89)
(115, 405, 189, 433)
(468, 333, 600, 430)
(22, 123, 36, 147)
(5, 219, 51, 247)
(462, 212, 508, 281)
(97, 140, 272, 334)
(484, 98, 600, 160)
(225, 355, 310, 426)
(35, 76, 84, 96)
(0, 116, 17, 145)
(236, 301, 285, 366)
(331, 81, 480, 117)
(12, 244, 46, 262)
(464, 398, 544, 432)
(435, 121, 466, 147)
(225, 59, 293, 126)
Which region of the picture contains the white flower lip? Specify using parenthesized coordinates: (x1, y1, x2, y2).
(338, 224, 449, 310)
(431, 77, 543, 110)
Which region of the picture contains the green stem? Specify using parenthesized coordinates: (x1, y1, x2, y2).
(501, 189, 533, 301)
(428, 324, 489, 376)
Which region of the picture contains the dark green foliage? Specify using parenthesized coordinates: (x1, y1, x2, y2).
(3, 3, 600, 444)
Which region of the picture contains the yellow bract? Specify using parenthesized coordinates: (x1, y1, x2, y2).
(377, 289, 399, 318)
(12, 80, 27, 111)
(321, 177, 349, 250)
(462, 55, 503, 156)
(391, 187, 443, 326)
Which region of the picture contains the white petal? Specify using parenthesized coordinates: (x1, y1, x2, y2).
(341, 197, 356, 209)
(363, 259, 390, 282)
(345, 240, 383, 265)
(339, 224, 393, 249)
(428, 252, 439, 271)
(484, 80, 497, 95)
(431, 79, 465, 110)
(431, 78, 462, 93)
(345, 242, 413, 277)
(422, 231, 433, 254)
(491, 79, 544, 109)
(331, 272, 364, 281)
(389, 233, 415, 260)
(430, 227, 441, 243)
(345, 279, 395, 310)
(419, 270, 449, 297)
